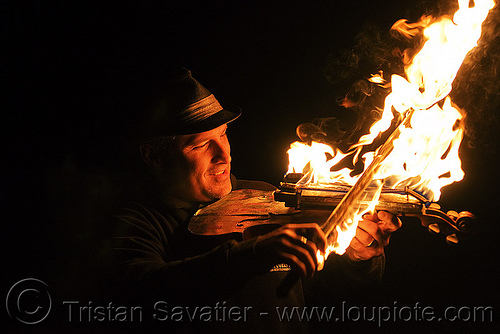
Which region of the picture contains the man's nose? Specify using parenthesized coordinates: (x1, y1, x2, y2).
(212, 140, 231, 163)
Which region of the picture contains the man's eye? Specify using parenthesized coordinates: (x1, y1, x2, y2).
(193, 142, 209, 150)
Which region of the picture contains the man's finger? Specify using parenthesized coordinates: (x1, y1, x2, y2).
(280, 239, 316, 277)
(377, 211, 402, 232)
(362, 212, 380, 223)
(357, 219, 384, 246)
(353, 225, 376, 247)
(289, 234, 319, 267)
(282, 224, 327, 253)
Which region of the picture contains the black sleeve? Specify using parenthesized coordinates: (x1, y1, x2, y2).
(107, 203, 264, 305)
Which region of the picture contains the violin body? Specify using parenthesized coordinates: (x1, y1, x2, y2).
(189, 189, 331, 236)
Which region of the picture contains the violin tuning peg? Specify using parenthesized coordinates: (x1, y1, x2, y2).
(446, 210, 459, 220)
(428, 203, 441, 210)
(446, 233, 459, 245)
(428, 223, 440, 234)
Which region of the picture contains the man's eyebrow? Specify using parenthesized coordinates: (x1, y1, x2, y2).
(180, 135, 204, 147)
(181, 132, 213, 147)
(180, 125, 228, 147)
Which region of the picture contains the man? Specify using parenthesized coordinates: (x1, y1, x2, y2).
(107, 68, 400, 332)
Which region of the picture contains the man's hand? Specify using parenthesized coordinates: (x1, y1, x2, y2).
(253, 224, 327, 278)
(345, 211, 402, 262)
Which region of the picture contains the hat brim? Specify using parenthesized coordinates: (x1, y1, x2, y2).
(173, 103, 241, 136)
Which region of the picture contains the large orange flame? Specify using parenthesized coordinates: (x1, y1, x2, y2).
(287, 0, 496, 258)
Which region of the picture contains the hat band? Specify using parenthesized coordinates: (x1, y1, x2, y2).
(178, 94, 223, 124)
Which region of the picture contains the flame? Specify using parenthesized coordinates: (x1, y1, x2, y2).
(287, 141, 357, 185)
(287, 0, 496, 258)
(368, 71, 389, 87)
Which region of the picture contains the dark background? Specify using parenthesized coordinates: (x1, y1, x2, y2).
(2, 0, 500, 332)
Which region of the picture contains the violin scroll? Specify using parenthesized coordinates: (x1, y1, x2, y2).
(415, 205, 477, 244)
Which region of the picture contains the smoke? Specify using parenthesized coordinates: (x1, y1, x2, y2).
(451, 3, 500, 151)
(298, 1, 500, 155)
(297, 21, 417, 154)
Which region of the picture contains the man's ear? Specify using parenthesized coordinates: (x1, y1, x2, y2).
(140, 144, 164, 170)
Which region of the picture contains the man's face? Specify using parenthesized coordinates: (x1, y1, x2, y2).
(168, 124, 232, 203)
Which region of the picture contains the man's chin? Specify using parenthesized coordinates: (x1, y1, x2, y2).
(207, 183, 232, 201)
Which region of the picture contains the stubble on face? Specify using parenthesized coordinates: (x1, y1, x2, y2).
(167, 124, 232, 204)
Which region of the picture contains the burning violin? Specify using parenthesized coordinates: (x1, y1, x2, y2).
(274, 173, 477, 245)
(189, 180, 476, 246)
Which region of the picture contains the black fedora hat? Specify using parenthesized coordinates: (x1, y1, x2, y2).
(138, 68, 241, 141)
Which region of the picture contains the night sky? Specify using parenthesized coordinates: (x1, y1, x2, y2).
(3, 0, 500, 332)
